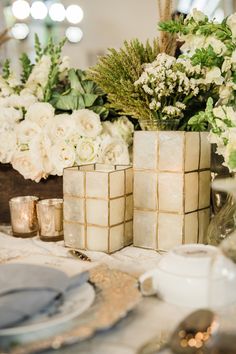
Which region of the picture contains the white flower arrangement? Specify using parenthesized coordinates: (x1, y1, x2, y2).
(134, 53, 209, 128)
(0, 99, 133, 182)
(159, 9, 236, 170)
(0, 36, 133, 182)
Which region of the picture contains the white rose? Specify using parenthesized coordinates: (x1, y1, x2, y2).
(12, 150, 45, 182)
(0, 131, 16, 163)
(25, 102, 55, 127)
(205, 37, 226, 56)
(72, 109, 102, 138)
(16, 120, 41, 145)
(98, 136, 130, 165)
(20, 93, 37, 109)
(49, 142, 75, 176)
(6, 94, 37, 110)
(102, 121, 119, 137)
(205, 67, 224, 85)
(45, 114, 76, 143)
(227, 13, 236, 38)
(0, 107, 22, 133)
(113, 117, 134, 145)
(102, 117, 134, 145)
(28, 133, 53, 176)
(75, 137, 100, 165)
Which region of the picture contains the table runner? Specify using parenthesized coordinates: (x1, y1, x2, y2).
(1, 227, 236, 354)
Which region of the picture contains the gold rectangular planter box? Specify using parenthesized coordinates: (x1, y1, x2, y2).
(63, 164, 133, 253)
(133, 131, 211, 251)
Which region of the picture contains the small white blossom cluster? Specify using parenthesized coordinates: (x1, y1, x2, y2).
(0, 97, 133, 182)
(134, 53, 206, 121)
(178, 9, 236, 105)
(208, 105, 236, 171)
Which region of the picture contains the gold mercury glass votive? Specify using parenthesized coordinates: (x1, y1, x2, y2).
(37, 198, 64, 242)
(9, 196, 39, 237)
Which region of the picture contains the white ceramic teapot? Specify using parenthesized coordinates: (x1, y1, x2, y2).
(139, 244, 236, 308)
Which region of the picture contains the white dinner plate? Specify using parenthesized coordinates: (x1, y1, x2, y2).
(0, 282, 95, 347)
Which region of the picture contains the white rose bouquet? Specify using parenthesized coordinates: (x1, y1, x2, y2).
(0, 36, 134, 182)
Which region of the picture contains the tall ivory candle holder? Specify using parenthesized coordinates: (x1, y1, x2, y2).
(133, 131, 211, 251)
(63, 164, 133, 253)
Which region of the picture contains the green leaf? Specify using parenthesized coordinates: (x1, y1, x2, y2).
(82, 93, 99, 107)
(91, 105, 109, 119)
(77, 95, 86, 108)
(20, 53, 33, 83)
(68, 69, 85, 92)
(34, 34, 42, 62)
(228, 150, 236, 169)
(52, 91, 79, 110)
(2, 59, 10, 79)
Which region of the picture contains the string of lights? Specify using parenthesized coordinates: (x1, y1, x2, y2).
(10, 0, 84, 43)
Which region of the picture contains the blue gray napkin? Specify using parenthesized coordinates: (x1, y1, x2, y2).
(0, 264, 89, 329)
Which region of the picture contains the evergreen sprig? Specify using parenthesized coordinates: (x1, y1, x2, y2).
(2, 59, 10, 79)
(88, 39, 160, 121)
(20, 53, 33, 83)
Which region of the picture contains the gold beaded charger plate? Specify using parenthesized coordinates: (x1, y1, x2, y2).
(4, 265, 141, 354)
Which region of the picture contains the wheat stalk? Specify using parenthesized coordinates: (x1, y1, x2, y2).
(157, 0, 177, 56)
(0, 28, 11, 47)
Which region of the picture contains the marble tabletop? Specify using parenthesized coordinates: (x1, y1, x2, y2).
(1, 227, 236, 354)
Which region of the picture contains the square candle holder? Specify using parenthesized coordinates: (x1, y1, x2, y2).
(63, 164, 133, 253)
(133, 131, 211, 251)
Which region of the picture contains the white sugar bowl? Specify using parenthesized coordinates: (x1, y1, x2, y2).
(139, 244, 236, 308)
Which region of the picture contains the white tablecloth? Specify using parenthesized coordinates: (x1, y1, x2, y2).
(1, 227, 236, 354)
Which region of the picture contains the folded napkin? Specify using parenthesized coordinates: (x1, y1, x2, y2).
(0, 264, 89, 329)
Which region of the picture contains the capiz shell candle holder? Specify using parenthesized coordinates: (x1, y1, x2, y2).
(63, 164, 133, 253)
(133, 131, 211, 251)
